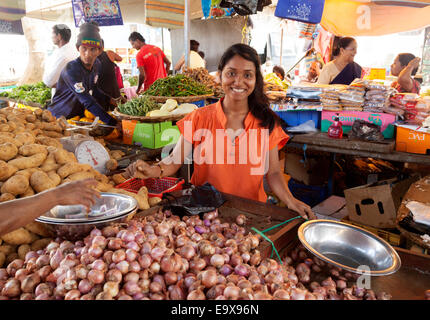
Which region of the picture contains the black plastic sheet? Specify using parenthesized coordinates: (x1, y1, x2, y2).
(162, 183, 226, 218)
(348, 119, 384, 142)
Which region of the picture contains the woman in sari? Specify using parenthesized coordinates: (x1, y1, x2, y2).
(317, 37, 362, 85)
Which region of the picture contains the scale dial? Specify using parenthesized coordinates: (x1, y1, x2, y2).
(75, 140, 110, 174)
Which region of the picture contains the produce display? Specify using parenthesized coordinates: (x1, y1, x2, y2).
(117, 96, 159, 117)
(0, 82, 51, 106)
(146, 99, 197, 117)
(0, 208, 393, 300)
(0, 107, 152, 262)
(143, 75, 213, 97)
(264, 73, 290, 91)
(182, 67, 224, 98)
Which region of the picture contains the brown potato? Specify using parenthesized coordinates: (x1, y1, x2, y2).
(68, 171, 96, 181)
(0, 135, 21, 147)
(40, 122, 62, 132)
(21, 186, 35, 198)
(35, 136, 62, 149)
(0, 124, 10, 132)
(31, 238, 53, 251)
(24, 222, 53, 238)
(17, 244, 31, 260)
(92, 169, 109, 184)
(19, 144, 48, 157)
(0, 143, 18, 161)
(30, 171, 56, 193)
(109, 188, 149, 210)
(137, 186, 150, 210)
(8, 153, 47, 170)
(1, 175, 29, 196)
(112, 173, 126, 185)
(14, 132, 35, 146)
(0, 244, 14, 255)
(149, 197, 162, 207)
(54, 149, 77, 165)
(40, 152, 59, 172)
(95, 182, 113, 192)
(41, 110, 56, 122)
(15, 168, 40, 180)
(109, 150, 125, 161)
(0, 193, 15, 202)
(6, 252, 19, 265)
(106, 159, 118, 171)
(0, 161, 18, 181)
(57, 163, 92, 179)
(25, 114, 37, 123)
(47, 171, 61, 186)
(1, 228, 33, 245)
(42, 130, 62, 138)
(0, 252, 5, 267)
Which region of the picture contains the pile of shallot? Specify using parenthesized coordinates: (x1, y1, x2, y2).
(0, 209, 391, 300)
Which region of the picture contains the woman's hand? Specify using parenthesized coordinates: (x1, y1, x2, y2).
(51, 179, 101, 211)
(408, 57, 421, 70)
(124, 160, 160, 179)
(286, 198, 316, 220)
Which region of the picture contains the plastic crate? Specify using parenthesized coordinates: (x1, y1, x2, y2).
(275, 110, 321, 129)
(287, 179, 328, 207)
(193, 99, 205, 108)
(115, 177, 185, 198)
(341, 217, 405, 247)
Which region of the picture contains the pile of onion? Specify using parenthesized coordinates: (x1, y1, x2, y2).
(0, 208, 392, 300)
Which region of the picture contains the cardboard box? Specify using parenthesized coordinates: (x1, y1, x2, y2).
(395, 125, 430, 155)
(312, 196, 349, 221)
(284, 153, 330, 186)
(321, 111, 396, 138)
(122, 120, 180, 149)
(344, 177, 418, 229)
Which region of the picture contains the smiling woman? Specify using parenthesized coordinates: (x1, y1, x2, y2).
(125, 43, 316, 220)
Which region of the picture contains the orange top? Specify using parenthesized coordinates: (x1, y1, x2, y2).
(176, 100, 289, 202)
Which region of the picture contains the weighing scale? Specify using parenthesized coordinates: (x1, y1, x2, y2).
(59, 117, 111, 174)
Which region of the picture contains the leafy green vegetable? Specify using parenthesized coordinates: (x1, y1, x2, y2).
(125, 76, 138, 87)
(0, 82, 51, 105)
(143, 75, 213, 97)
(118, 95, 159, 116)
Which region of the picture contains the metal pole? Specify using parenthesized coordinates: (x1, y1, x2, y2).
(280, 27, 283, 66)
(184, 0, 191, 68)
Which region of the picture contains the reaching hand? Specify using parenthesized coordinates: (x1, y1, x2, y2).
(124, 160, 159, 179)
(51, 179, 100, 211)
(286, 198, 316, 220)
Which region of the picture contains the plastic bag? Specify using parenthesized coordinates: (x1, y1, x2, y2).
(348, 119, 384, 142)
(220, 0, 258, 15)
(162, 183, 226, 217)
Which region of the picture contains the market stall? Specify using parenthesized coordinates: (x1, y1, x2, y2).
(1, 0, 430, 304)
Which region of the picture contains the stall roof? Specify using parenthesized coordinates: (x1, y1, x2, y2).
(320, 0, 430, 36)
(24, 0, 203, 25)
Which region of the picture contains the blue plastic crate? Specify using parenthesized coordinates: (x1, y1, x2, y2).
(275, 110, 321, 129)
(288, 179, 329, 207)
(193, 99, 206, 108)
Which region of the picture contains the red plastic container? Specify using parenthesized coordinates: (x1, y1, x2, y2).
(115, 177, 185, 198)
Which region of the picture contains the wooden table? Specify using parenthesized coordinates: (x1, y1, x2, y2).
(136, 192, 430, 299)
(287, 132, 430, 165)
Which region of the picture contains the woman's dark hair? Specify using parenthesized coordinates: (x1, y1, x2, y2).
(333, 37, 356, 57)
(273, 65, 285, 79)
(190, 40, 199, 52)
(218, 43, 280, 133)
(198, 51, 205, 59)
(53, 24, 71, 43)
(128, 32, 145, 43)
(398, 53, 419, 75)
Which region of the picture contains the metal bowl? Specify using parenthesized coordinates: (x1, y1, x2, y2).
(36, 193, 137, 241)
(298, 220, 401, 276)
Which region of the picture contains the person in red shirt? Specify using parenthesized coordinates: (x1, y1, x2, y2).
(128, 32, 171, 93)
(390, 53, 421, 94)
(125, 43, 315, 220)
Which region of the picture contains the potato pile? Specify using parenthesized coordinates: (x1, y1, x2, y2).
(0, 107, 151, 266)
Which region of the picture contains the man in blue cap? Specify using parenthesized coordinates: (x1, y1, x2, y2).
(48, 22, 118, 126)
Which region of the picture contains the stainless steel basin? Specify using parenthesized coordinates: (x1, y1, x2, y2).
(298, 220, 401, 276)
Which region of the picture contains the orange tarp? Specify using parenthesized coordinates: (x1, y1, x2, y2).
(320, 0, 430, 36)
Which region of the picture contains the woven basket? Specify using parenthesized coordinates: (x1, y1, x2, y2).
(112, 108, 187, 123)
(145, 94, 214, 103)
